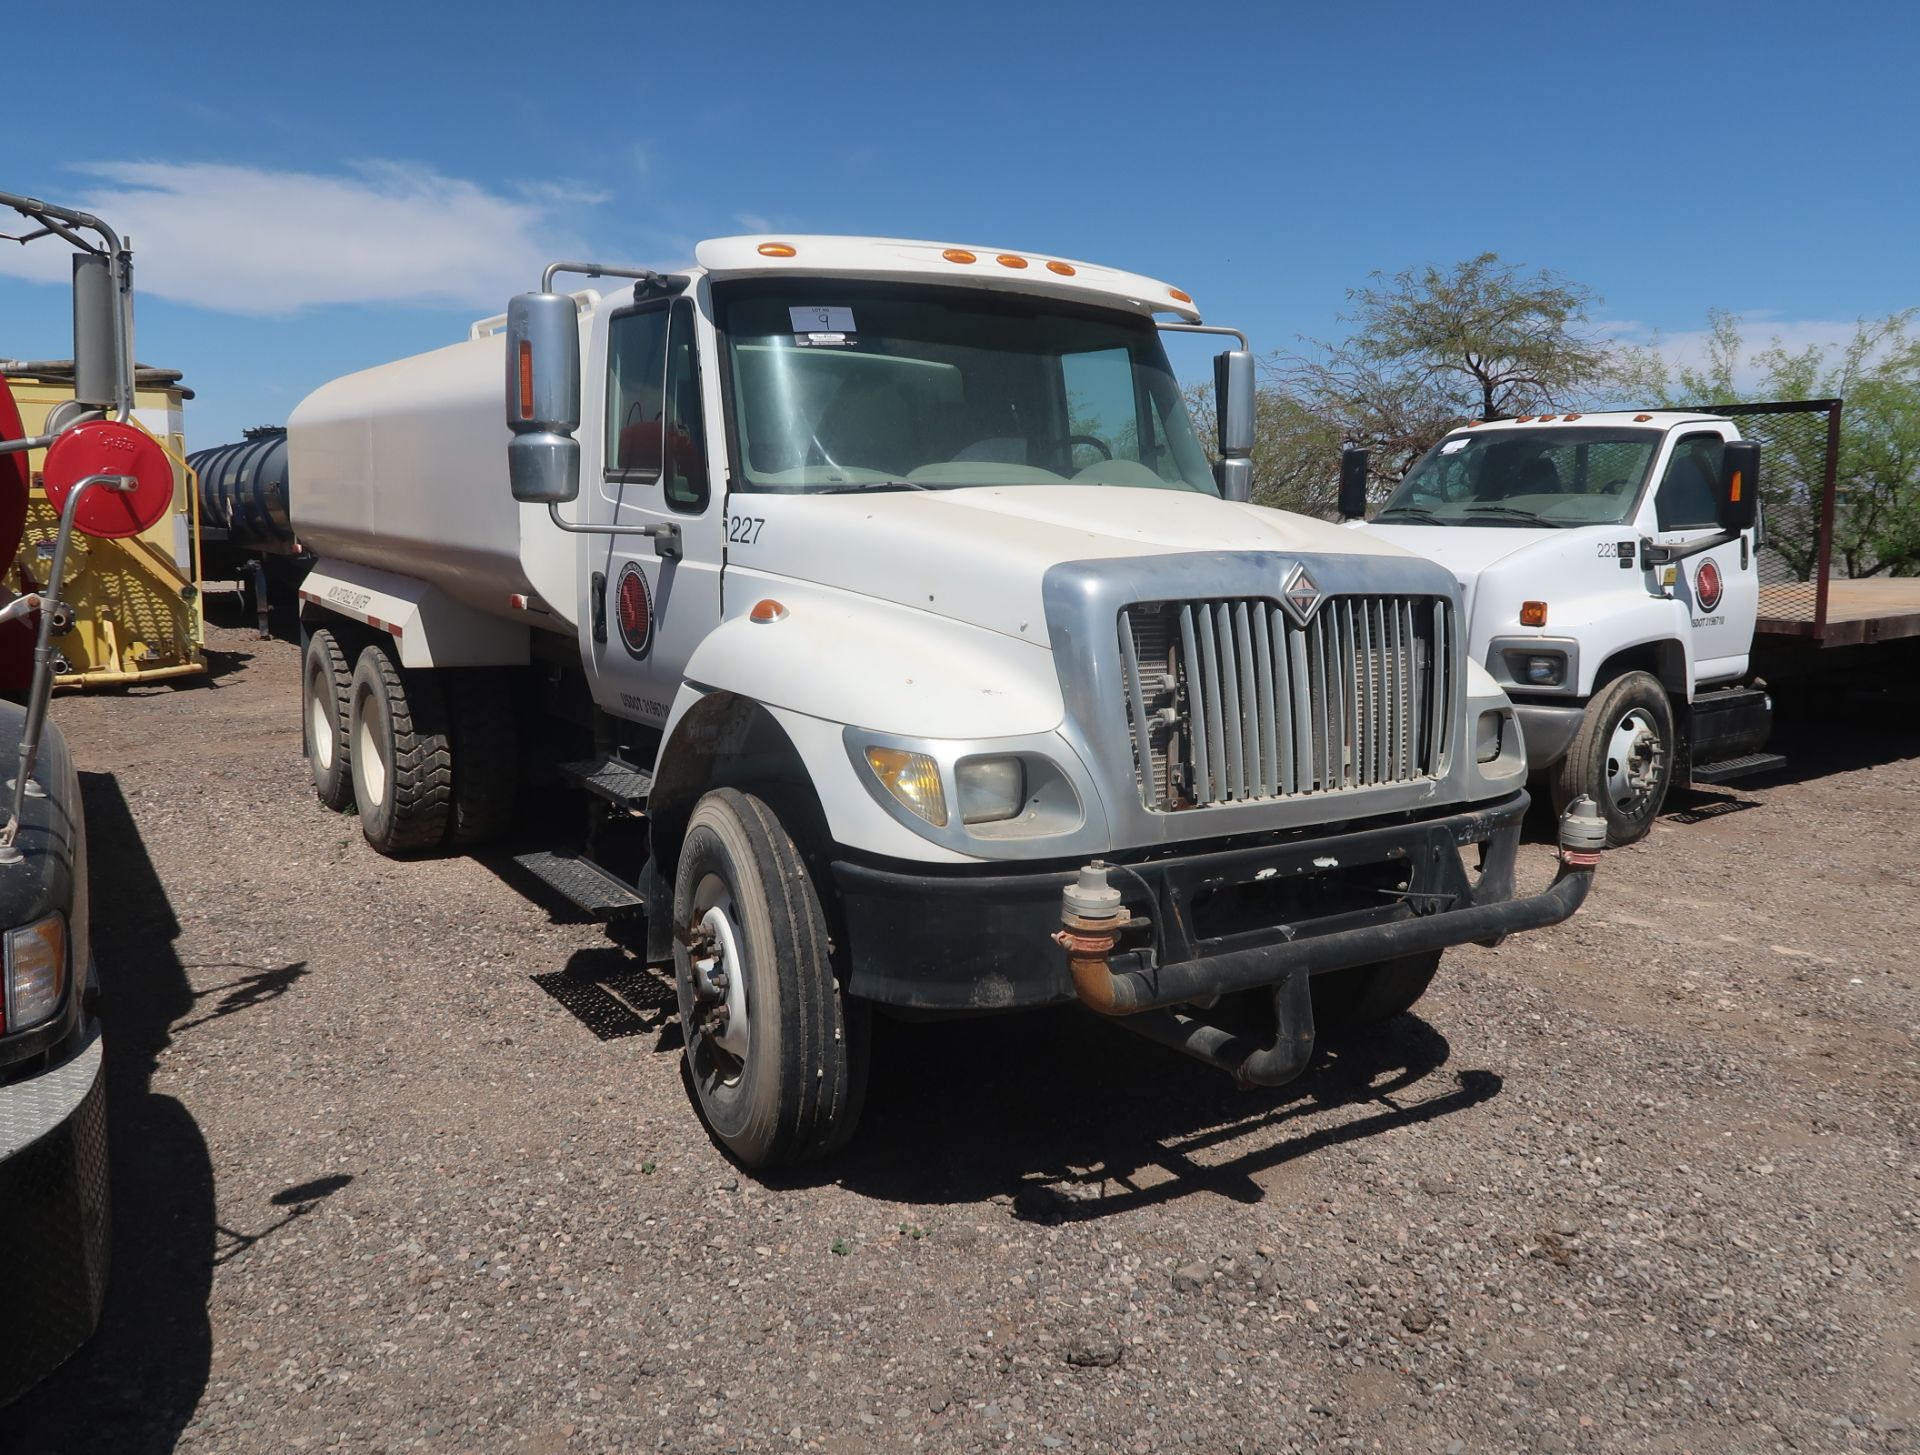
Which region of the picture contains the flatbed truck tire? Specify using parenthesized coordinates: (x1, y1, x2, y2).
(444, 670, 517, 848)
(302, 627, 355, 811)
(1552, 670, 1674, 848)
(1312, 951, 1442, 1031)
(671, 788, 869, 1168)
(347, 645, 453, 855)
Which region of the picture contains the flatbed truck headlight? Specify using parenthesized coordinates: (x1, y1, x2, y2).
(4, 912, 67, 1034)
(864, 747, 948, 827)
(956, 756, 1025, 824)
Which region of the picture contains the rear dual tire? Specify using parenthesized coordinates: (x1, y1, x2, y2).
(302, 632, 517, 855)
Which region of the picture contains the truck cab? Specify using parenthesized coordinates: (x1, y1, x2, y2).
(1358, 411, 1767, 845)
(291, 237, 1603, 1166)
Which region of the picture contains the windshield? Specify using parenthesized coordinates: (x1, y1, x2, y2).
(716, 280, 1217, 495)
(1379, 427, 1662, 528)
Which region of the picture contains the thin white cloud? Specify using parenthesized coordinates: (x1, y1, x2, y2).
(0, 161, 599, 316)
(734, 212, 773, 234)
(1603, 312, 1893, 392)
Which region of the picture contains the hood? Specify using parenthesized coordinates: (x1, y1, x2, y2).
(1362, 522, 1564, 622)
(733, 485, 1431, 644)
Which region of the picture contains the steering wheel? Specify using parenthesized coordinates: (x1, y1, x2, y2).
(1068, 433, 1112, 461)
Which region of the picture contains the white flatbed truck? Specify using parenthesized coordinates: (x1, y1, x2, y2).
(1350, 404, 1920, 846)
(289, 236, 1602, 1166)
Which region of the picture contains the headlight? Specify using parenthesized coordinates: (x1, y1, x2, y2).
(1475, 710, 1505, 764)
(864, 747, 947, 827)
(1524, 654, 1564, 686)
(956, 755, 1025, 824)
(4, 912, 67, 1034)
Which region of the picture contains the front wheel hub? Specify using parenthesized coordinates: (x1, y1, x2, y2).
(1604, 708, 1664, 813)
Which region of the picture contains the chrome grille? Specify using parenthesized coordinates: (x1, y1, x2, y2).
(1118, 595, 1452, 810)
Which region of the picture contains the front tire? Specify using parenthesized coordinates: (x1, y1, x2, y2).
(347, 645, 452, 855)
(1552, 670, 1674, 847)
(1311, 951, 1442, 1031)
(302, 628, 354, 811)
(671, 789, 868, 1168)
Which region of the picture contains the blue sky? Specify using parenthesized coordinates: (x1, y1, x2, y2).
(4, 0, 1915, 446)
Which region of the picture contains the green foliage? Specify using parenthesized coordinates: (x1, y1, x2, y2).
(1286, 253, 1615, 482)
(1619, 311, 1920, 577)
(1190, 254, 1618, 517)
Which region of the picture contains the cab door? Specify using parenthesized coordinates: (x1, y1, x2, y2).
(586, 292, 724, 725)
(1643, 427, 1756, 686)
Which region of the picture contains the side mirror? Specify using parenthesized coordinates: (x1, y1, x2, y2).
(70, 252, 120, 412)
(1213, 349, 1255, 503)
(505, 291, 582, 504)
(1718, 439, 1759, 534)
(1338, 446, 1370, 521)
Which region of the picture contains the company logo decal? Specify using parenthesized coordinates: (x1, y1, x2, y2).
(1280, 563, 1324, 625)
(615, 562, 653, 659)
(1694, 557, 1723, 614)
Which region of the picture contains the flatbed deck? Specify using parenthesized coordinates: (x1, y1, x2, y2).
(1756, 578, 1920, 646)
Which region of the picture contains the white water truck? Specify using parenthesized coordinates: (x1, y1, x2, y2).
(289, 237, 1604, 1167)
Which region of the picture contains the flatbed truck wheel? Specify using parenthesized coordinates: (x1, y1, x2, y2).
(302, 628, 354, 811)
(1312, 950, 1442, 1031)
(1552, 670, 1674, 847)
(671, 788, 869, 1168)
(347, 644, 453, 855)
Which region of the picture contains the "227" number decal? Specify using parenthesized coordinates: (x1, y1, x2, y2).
(727, 515, 765, 545)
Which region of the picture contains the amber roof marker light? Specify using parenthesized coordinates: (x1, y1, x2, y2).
(1046, 260, 1076, 276)
(757, 242, 797, 257)
(942, 249, 977, 265)
(995, 254, 1028, 269)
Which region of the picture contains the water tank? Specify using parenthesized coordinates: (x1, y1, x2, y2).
(189, 426, 293, 548)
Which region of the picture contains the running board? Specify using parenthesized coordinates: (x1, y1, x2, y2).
(1691, 752, 1787, 785)
(512, 850, 646, 920)
(559, 755, 654, 811)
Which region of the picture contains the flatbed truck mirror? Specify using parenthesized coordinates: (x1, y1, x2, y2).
(506, 292, 582, 504)
(1718, 440, 1759, 534)
(1338, 446, 1370, 520)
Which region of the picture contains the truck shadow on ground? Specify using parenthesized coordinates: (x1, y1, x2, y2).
(4, 774, 330, 1453)
(799, 1007, 1500, 1217)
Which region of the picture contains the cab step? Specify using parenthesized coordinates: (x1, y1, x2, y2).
(559, 755, 655, 810)
(1690, 752, 1788, 785)
(512, 849, 647, 920)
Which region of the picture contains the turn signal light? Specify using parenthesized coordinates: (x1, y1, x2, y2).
(1168, 287, 1192, 303)
(1519, 601, 1549, 627)
(757, 242, 797, 257)
(517, 340, 534, 420)
(942, 249, 977, 265)
(748, 599, 787, 623)
(865, 748, 948, 827)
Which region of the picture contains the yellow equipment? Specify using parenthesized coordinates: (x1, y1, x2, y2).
(2, 363, 204, 687)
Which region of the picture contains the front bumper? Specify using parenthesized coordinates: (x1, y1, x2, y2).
(0, 1018, 110, 1408)
(833, 789, 1586, 1013)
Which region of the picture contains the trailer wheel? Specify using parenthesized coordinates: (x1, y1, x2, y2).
(1553, 670, 1674, 847)
(1311, 951, 1442, 1032)
(302, 628, 354, 811)
(444, 670, 518, 848)
(671, 788, 869, 1168)
(347, 645, 452, 855)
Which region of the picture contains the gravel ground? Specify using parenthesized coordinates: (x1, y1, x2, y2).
(7, 617, 1918, 1454)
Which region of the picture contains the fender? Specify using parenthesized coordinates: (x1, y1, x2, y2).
(680, 578, 1064, 739)
(297, 560, 528, 669)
